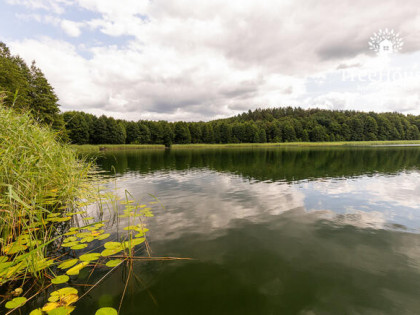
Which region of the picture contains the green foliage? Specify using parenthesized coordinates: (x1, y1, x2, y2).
(95, 307, 118, 315)
(0, 42, 64, 132)
(5, 297, 27, 309)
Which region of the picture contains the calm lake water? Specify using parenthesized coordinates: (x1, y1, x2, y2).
(76, 146, 420, 314)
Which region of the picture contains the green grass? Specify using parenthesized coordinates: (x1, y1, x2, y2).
(71, 144, 164, 153)
(0, 104, 96, 285)
(0, 104, 177, 314)
(71, 140, 420, 152)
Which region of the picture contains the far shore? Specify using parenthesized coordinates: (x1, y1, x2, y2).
(71, 140, 420, 152)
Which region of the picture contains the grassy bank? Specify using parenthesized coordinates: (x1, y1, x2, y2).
(0, 104, 170, 314)
(0, 104, 96, 285)
(71, 144, 164, 153)
(71, 140, 420, 152)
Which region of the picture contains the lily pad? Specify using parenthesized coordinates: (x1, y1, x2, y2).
(96, 233, 110, 241)
(79, 253, 101, 262)
(122, 238, 145, 249)
(5, 297, 27, 309)
(95, 307, 118, 315)
(101, 247, 123, 257)
(80, 236, 95, 243)
(50, 287, 78, 297)
(71, 244, 87, 250)
(51, 275, 70, 284)
(61, 241, 79, 248)
(105, 259, 123, 267)
(63, 236, 77, 243)
(66, 262, 89, 276)
(58, 259, 78, 270)
(104, 242, 122, 249)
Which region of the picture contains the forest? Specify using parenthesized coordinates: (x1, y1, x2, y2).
(1, 41, 420, 146)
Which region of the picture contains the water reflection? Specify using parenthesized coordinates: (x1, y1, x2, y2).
(96, 146, 420, 182)
(74, 147, 420, 314)
(77, 208, 420, 315)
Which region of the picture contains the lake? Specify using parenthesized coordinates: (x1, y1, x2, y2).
(76, 146, 420, 314)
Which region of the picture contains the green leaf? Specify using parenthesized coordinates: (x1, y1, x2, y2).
(96, 233, 110, 241)
(95, 307, 118, 315)
(51, 275, 69, 284)
(101, 247, 123, 257)
(63, 236, 77, 243)
(63, 231, 77, 236)
(58, 259, 78, 270)
(79, 253, 101, 262)
(105, 259, 123, 267)
(122, 238, 145, 249)
(66, 262, 89, 276)
(48, 217, 71, 222)
(76, 232, 91, 238)
(48, 307, 71, 315)
(29, 308, 43, 315)
(50, 287, 78, 297)
(80, 236, 95, 243)
(4, 242, 27, 255)
(104, 242, 121, 249)
(5, 297, 27, 309)
(48, 295, 60, 302)
(61, 241, 79, 248)
(71, 244, 87, 250)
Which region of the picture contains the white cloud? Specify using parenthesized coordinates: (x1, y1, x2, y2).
(6, 0, 420, 120)
(60, 20, 82, 37)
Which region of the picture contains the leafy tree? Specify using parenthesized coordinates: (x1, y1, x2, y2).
(174, 122, 191, 144)
(126, 122, 141, 144)
(63, 111, 89, 144)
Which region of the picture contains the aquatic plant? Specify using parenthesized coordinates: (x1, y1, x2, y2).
(0, 103, 187, 314)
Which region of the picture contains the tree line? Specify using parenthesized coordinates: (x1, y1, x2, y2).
(0, 42, 65, 133)
(62, 107, 420, 146)
(1, 41, 419, 146)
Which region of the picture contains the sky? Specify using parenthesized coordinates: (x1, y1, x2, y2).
(1, 0, 420, 121)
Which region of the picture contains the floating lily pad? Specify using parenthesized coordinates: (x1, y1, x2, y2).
(79, 253, 101, 262)
(63, 236, 77, 243)
(80, 236, 95, 243)
(105, 259, 122, 267)
(122, 238, 145, 249)
(76, 232, 91, 238)
(51, 275, 69, 284)
(50, 287, 78, 297)
(104, 242, 121, 249)
(5, 297, 27, 309)
(48, 306, 74, 315)
(71, 244, 87, 250)
(63, 231, 77, 236)
(58, 259, 78, 269)
(48, 217, 71, 222)
(96, 233, 110, 241)
(101, 247, 123, 257)
(95, 307, 118, 315)
(61, 241, 79, 248)
(66, 262, 89, 276)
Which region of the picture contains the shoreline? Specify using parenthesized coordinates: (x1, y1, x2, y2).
(71, 140, 420, 152)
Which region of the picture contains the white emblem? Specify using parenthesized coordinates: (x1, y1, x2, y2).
(368, 28, 403, 56)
